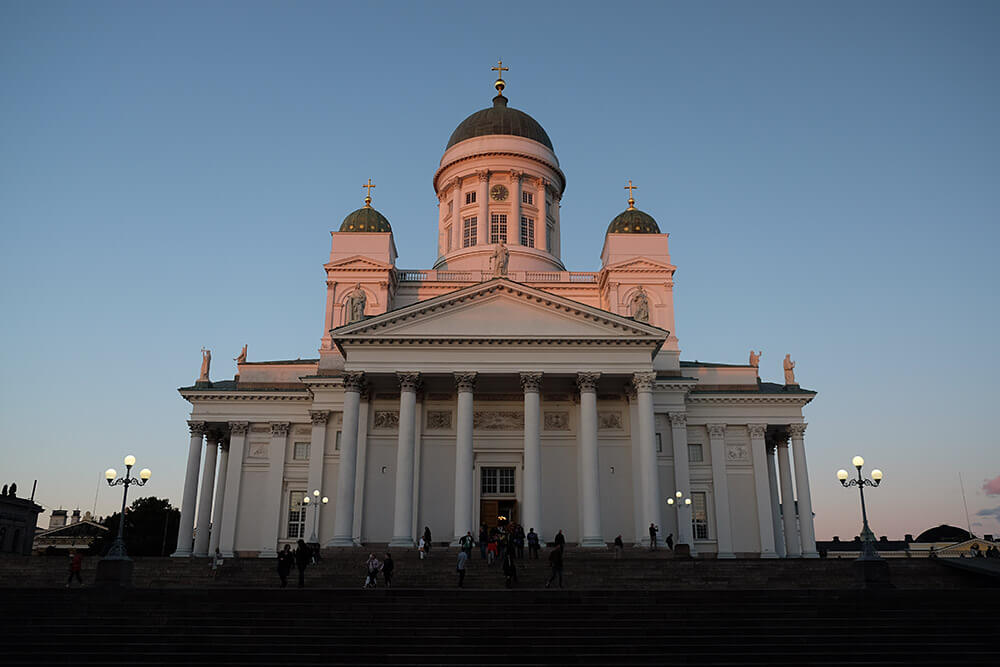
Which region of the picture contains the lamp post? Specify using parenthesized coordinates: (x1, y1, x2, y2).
(666, 490, 692, 554)
(837, 456, 883, 562)
(302, 489, 328, 545)
(95, 455, 150, 587)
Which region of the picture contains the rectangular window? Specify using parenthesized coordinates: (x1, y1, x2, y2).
(519, 216, 535, 248)
(293, 442, 310, 461)
(481, 466, 515, 496)
(490, 213, 507, 244)
(463, 217, 477, 247)
(445, 225, 452, 252)
(692, 492, 709, 540)
(546, 223, 553, 252)
(522, 191, 533, 205)
(465, 191, 476, 205)
(655, 433, 662, 453)
(688, 443, 703, 463)
(287, 490, 307, 539)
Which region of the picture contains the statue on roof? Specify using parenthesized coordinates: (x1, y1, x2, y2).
(749, 350, 761, 368)
(783, 354, 796, 385)
(1, 484, 6, 497)
(491, 241, 509, 277)
(348, 283, 367, 323)
(199, 348, 211, 383)
(8, 482, 15, 497)
(235, 344, 247, 364)
(631, 287, 649, 323)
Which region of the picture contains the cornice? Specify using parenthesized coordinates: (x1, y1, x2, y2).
(336, 336, 665, 347)
(434, 150, 566, 196)
(180, 390, 312, 403)
(687, 394, 815, 406)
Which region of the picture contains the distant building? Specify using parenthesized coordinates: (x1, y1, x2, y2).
(0, 486, 42, 555)
(33, 510, 108, 554)
(818, 524, 998, 558)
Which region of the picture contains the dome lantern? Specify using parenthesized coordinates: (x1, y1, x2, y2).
(606, 180, 661, 234)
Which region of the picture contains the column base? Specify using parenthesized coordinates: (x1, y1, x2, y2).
(170, 550, 192, 558)
(802, 551, 820, 559)
(192, 551, 208, 558)
(328, 536, 357, 547)
(579, 537, 607, 548)
(759, 551, 779, 559)
(259, 549, 277, 559)
(389, 537, 414, 548)
(221, 550, 235, 558)
(717, 552, 736, 559)
(785, 553, 803, 559)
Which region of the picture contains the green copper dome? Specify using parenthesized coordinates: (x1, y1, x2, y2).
(446, 94, 553, 151)
(606, 208, 660, 234)
(339, 206, 392, 233)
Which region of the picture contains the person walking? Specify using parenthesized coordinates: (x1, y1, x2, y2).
(422, 527, 432, 556)
(66, 549, 83, 587)
(614, 535, 624, 559)
(514, 524, 525, 559)
(665, 533, 674, 551)
(418, 534, 427, 560)
(364, 553, 381, 589)
(277, 544, 294, 588)
(553, 529, 566, 548)
(211, 547, 224, 579)
(295, 539, 311, 588)
(502, 549, 517, 588)
(486, 539, 498, 566)
(456, 549, 468, 588)
(460, 531, 474, 556)
(527, 528, 540, 559)
(479, 523, 489, 559)
(381, 552, 394, 588)
(648, 523, 659, 551)
(545, 543, 564, 588)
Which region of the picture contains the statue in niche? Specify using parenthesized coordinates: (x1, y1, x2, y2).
(199, 348, 211, 382)
(631, 287, 650, 323)
(234, 344, 247, 364)
(783, 354, 797, 385)
(347, 283, 367, 323)
(491, 241, 509, 277)
(749, 350, 761, 368)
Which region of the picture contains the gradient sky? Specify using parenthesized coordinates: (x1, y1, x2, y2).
(2, 1, 998, 541)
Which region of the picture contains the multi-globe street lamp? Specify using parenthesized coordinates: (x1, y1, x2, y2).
(103, 455, 152, 560)
(837, 455, 883, 561)
(302, 489, 328, 544)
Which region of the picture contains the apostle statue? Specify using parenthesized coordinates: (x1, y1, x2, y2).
(199, 348, 211, 383)
(631, 287, 650, 323)
(491, 242, 509, 277)
(783, 354, 797, 385)
(234, 344, 247, 364)
(749, 350, 761, 368)
(347, 283, 367, 323)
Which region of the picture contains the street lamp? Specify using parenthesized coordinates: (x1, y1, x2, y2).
(103, 455, 151, 560)
(666, 490, 692, 508)
(302, 489, 328, 544)
(666, 490, 693, 553)
(837, 455, 883, 561)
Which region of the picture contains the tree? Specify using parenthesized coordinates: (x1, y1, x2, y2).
(96, 496, 180, 557)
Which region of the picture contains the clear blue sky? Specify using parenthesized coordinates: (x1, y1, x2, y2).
(2, 1, 998, 541)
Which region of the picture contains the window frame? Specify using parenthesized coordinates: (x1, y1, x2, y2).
(519, 216, 535, 248)
(286, 489, 307, 539)
(293, 442, 310, 461)
(463, 216, 477, 247)
(691, 491, 709, 540)
(490, 213, 507, 244)
(465, 191, 476, 205)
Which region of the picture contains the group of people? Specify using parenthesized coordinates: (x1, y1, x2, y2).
(645, 524, 675, 552)
(363, 552, 394, 588)
(455, 524, 566, 588)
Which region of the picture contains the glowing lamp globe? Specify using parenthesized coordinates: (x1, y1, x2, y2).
(124, 455, 136, 467)
(837, 469, 849, 481)
(139, 468, 151, 480)
(105, 468, 117, 480)
(871, 469, 883, 481)
(852, 456, 864, 468)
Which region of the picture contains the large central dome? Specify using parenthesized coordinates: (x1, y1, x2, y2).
(446, 94, 553, 150)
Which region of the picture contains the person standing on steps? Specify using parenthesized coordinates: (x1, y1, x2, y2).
(365, 553, 381, 589)
(66, 549, 83, 587)
(545, 543, 564, 588)
(665, 533, 674, 551)
(514, 524, 525, 559)
(648, 523, 659, 551)
(381, 552, 394, 588)
(479, 523, 489, 559)
(460, 531, 474, 557)
(277, 544, 294, 588)
(422, 526, 432, 556)
(553, 529, 565, 548)
(295, 539, 311, 588)
(502, 549, 517, 588)
(456, 549, 468, 588)
(211, 548, 224, 579)
(418, 534, 427, 560)
(527, 528, 540, 559)
(614, 535, 624, 559)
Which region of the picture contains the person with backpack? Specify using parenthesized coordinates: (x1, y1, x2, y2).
(460, 531, 474, 556)
(527, 528, 540, 559)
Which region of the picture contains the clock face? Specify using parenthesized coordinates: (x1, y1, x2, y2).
(490, 184, 509, 201)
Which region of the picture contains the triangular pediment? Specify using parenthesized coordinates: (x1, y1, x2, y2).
(333, 279, 668, 343)
(602, 257, 676, 273)
(324, 255, 394, 271)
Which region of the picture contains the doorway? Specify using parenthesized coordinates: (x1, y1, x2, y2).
(480, 499, 518, 531)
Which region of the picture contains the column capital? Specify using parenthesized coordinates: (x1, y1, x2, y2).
(623, 382, 637, 401)
(309, 410, 330, 425)
(270, 422, 290, 437)
(206, 429, 224, 445)
(454, 371, 478, 392)
(397, 371, 421, 391)
(477, 170, 490, 183)
(632, 371, 657, 392)
(343, 371, 366, 392)
(668, 412, 687, 428)
(228, 421, 249, 436)
(519, 371, 542, 393)
(707, 423, 727, 439)
(747, 423, 768, 439)
(576, 371, 600, 393)
(188, 421, 207, 437)
(510, 169, 523, 182)
(788, 423, 808, 437)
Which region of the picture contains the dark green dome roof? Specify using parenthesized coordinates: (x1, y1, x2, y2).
(606, 207, 660, 234)
(339, 206, 392, 233)
(446, 95, 553, 150)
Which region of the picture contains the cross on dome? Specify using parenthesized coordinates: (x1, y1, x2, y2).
(492, 59, 509, 95)
(362, 178, 376, 208)
(624, 180, 638, 210)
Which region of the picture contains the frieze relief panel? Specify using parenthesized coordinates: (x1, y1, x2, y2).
(598, 411, 623, 430)
(373, 411, 400, 430)
(726, 445, 750, 462)
(426, 410, 452, 430)
(543, 411, 570, 431)
(474, 410, 523, 430)
(247, 442, 269, 459)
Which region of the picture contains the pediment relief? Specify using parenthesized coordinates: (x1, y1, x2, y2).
(601, 258, 676, 274)
(324, 255, 394, 271)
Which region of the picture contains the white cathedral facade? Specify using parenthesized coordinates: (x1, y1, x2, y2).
(175, 74, 818, 559)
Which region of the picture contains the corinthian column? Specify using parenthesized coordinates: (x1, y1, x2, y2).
(625, 384, 644, 546)
(766, 442, 786, 557)
(306, 410, 329, 544)
(521, 372, 543, 541)
(261, 422, 289, 557)
(789, 423, 818, 557)
(707, 424, 734, 558)
(775, 431, 801, 557)
(634, 372, 662, 547)
(172, 421, 205, 557)
(193, 431, 221, 556)
(208, 439, 230, 556)
(537, 178, 548, 251)
(669, 412, 695, 553)
(390, 372, 420, 547)
(577, 372, 604, 547)
(477, 171, 489, 247)
(218, 422, 247, 557)
(452, 372, 477, 544)
(510, 170, 522, 245)
(451, 178, 462, 251)
(749, 423, 778, 558)
(331, 372, 364, 546)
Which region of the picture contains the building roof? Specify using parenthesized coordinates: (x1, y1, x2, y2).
(915, 524, 972, 543)
(339, 206, 392, 233)
(606, 207, 661, 234)
(446, 94, 554, 150)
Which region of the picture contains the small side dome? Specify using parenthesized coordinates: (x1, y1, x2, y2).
(339, 206, 392, 233)
(606, 208, 660, 234)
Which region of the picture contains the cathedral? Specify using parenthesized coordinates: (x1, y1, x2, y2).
(176, 66, 817, 559)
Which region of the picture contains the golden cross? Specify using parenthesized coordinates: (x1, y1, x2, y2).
(362, 178, 376, 207)
(492, 59, 509, 80)
(624, 180, 638, 209)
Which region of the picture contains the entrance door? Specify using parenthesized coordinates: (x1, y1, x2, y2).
(480, 499, 517, 531)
